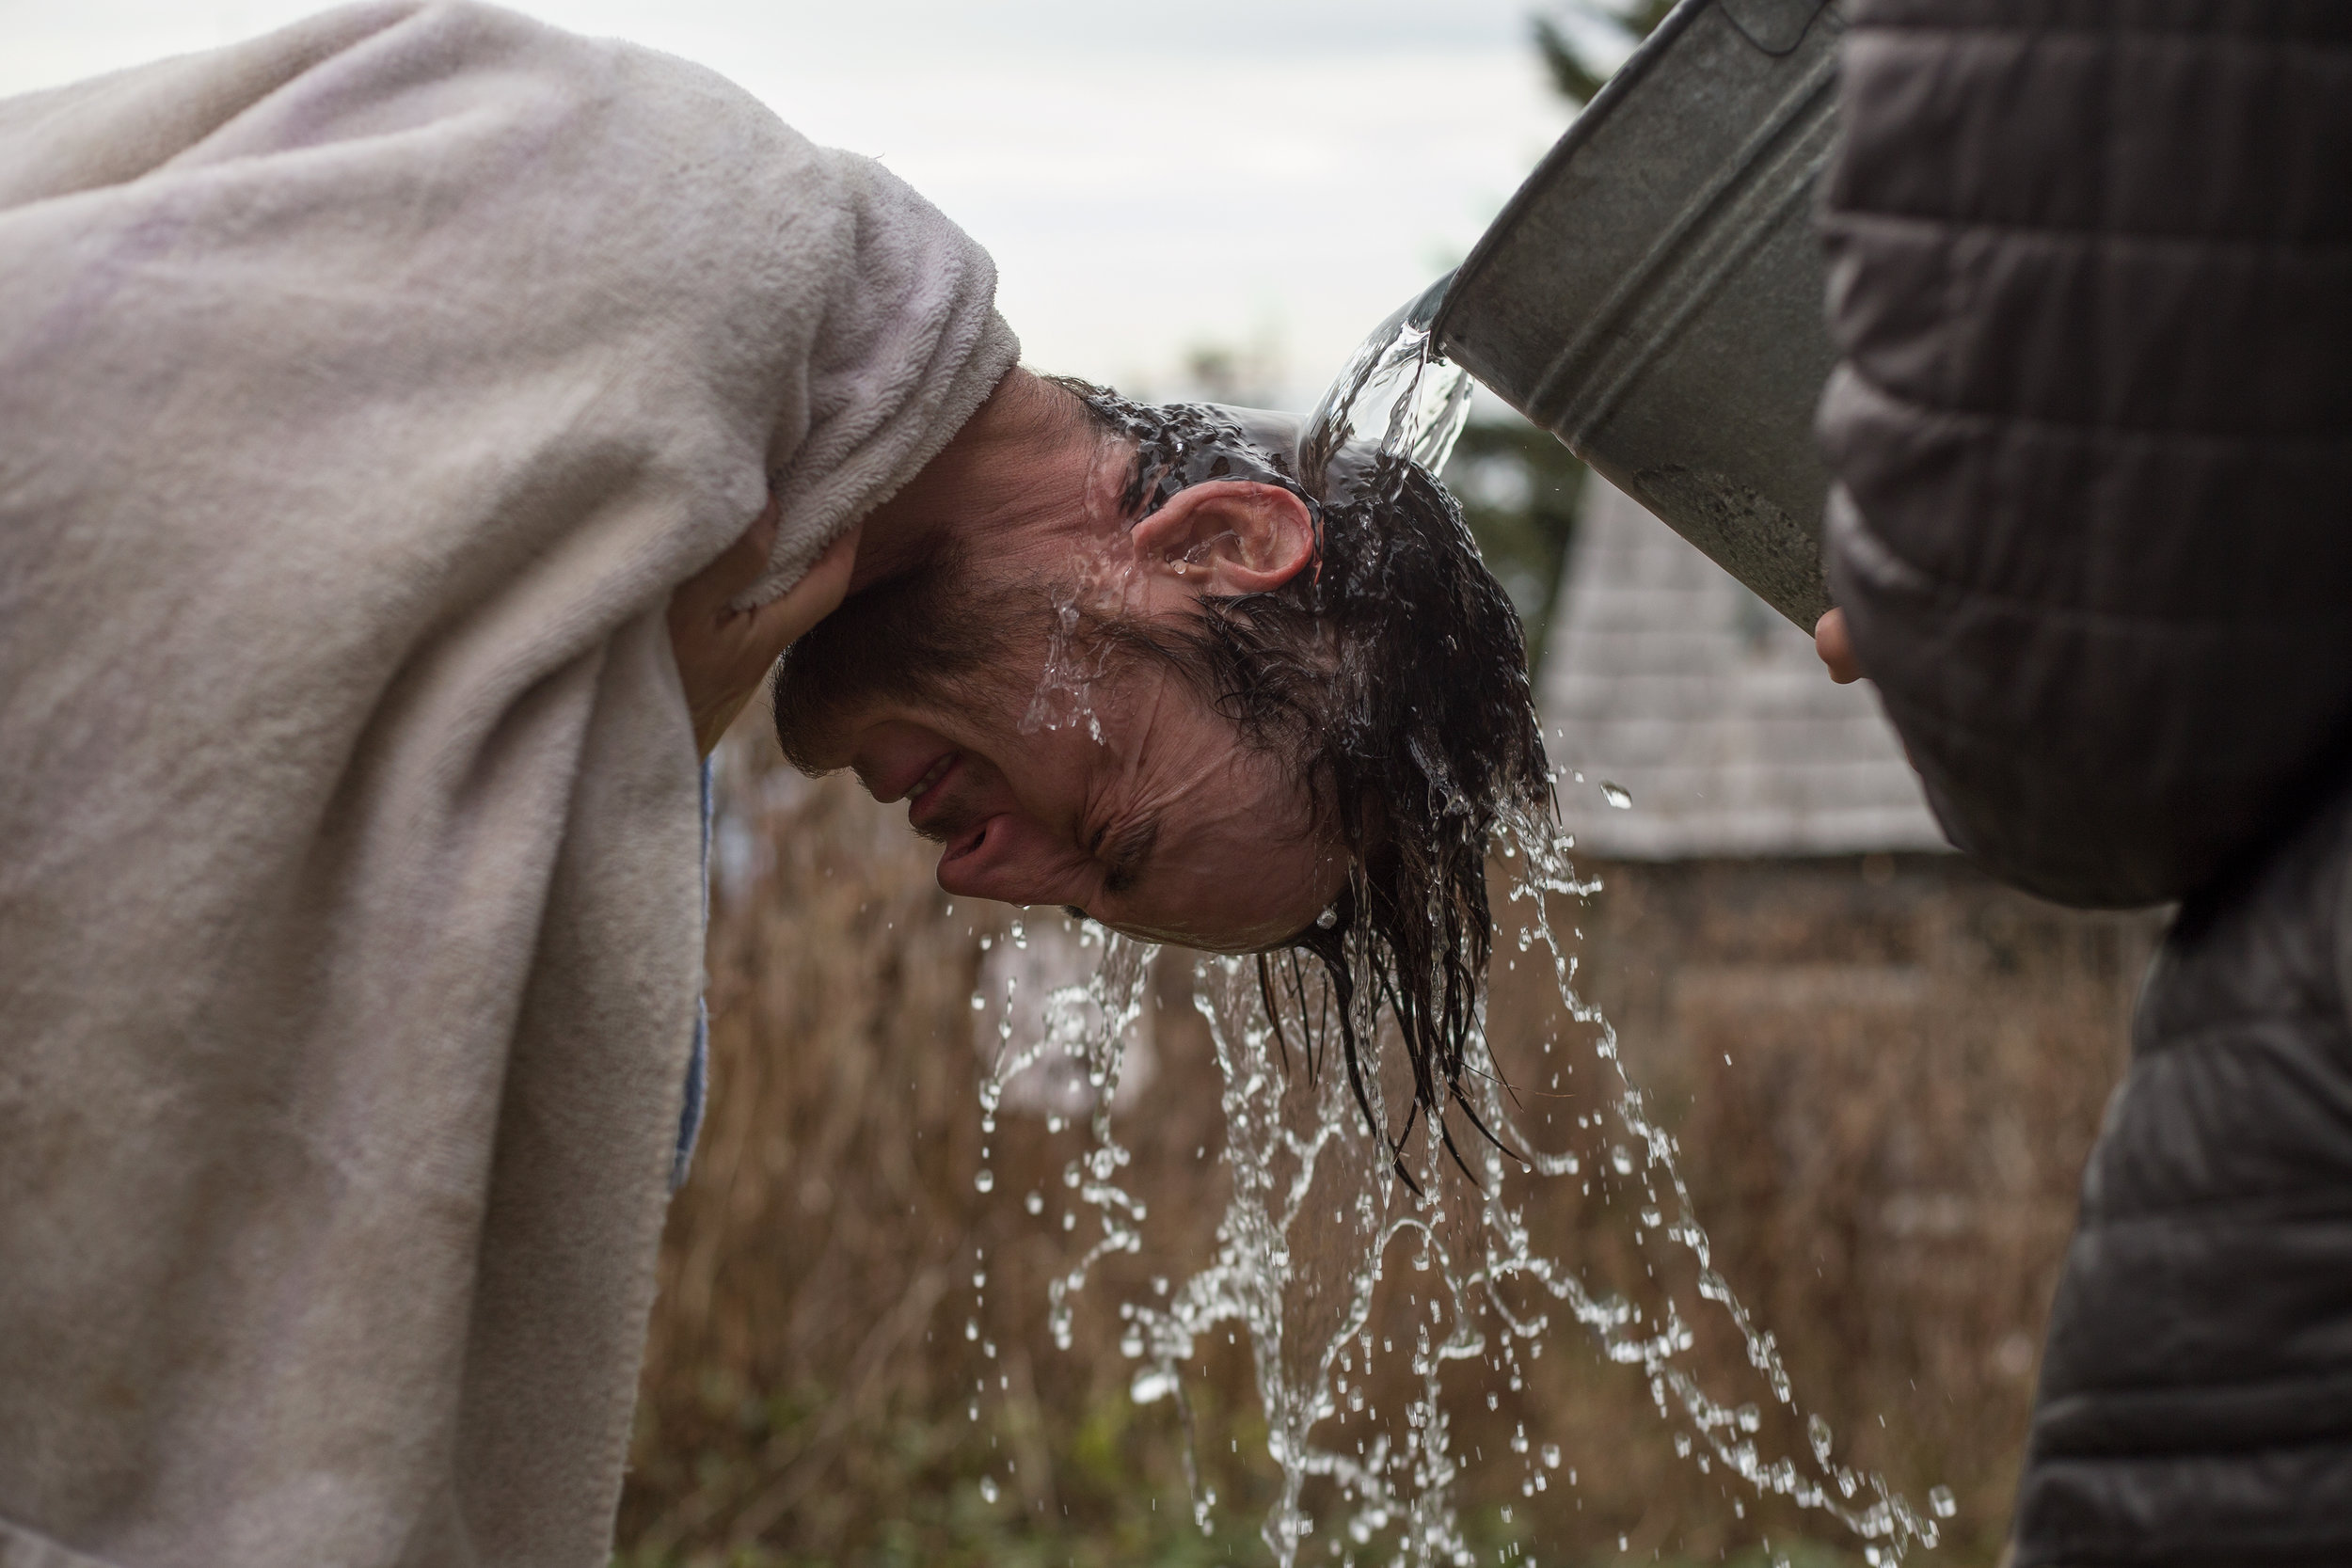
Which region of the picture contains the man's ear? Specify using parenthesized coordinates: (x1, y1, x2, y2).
(1128, 481, 1315, 595)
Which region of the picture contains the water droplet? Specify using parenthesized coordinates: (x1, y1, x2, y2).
(973, 1169, 993, 1194)
(1130, 1368, 1177, 1404)
(1024, 1191, 1043, 1215)
(1599, 780, 1633, 809)
(1807, 1413, 1835, 1465)
(1931, 1484, 1958, 1518)
(977, 1476, 1000, 1504)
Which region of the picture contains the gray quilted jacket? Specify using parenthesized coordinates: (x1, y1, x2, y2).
(1816, 2, 2352, 1562)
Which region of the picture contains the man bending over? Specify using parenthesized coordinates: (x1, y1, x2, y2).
(0, 6, 1546, 1565)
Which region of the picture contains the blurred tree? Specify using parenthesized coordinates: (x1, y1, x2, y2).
(1441, 412, 1585, 675)
(1178, 340, 1285, 408)
(1534, 0, 1677, 107)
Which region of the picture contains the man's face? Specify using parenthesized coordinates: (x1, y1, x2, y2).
(776, 562, 1346, 951)
(774, 375, 1351, 951)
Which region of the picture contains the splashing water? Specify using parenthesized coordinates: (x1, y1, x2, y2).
(972, 285, 1947, 1564)
(986, 829, 1944, 1565)
(1300, 273, 1477, 503)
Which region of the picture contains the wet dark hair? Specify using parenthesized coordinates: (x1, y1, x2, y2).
(1050, 379, 1555, 1186)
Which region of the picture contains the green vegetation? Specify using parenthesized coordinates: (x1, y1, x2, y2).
(1533, 0, 1677, 109)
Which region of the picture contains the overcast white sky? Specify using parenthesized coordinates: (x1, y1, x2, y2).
(0, 0, 1588, 408)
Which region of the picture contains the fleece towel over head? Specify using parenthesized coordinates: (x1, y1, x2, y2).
(0, 5, 1018, 1564)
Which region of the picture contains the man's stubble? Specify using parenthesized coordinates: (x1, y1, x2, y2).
(771, 539, 1037, 779)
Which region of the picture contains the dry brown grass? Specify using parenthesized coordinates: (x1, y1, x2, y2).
(618, 737, 2154, 1567)
(621, 739, 1266, 1568)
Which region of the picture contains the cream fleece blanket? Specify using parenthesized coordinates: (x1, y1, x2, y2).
(0, 6, 1017, 1564)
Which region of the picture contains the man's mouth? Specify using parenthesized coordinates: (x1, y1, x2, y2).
(938, 813, 999, 868)
(906, 752, 959, 822)
(887, 747, 1008, 870)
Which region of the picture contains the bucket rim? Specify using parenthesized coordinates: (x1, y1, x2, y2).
(1431, 0, 1828, 355)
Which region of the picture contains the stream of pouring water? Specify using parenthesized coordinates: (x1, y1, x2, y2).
(971, 285, 1950, 1565)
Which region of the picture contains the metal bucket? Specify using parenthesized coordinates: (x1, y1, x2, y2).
(1434, 0, 1842, 629)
